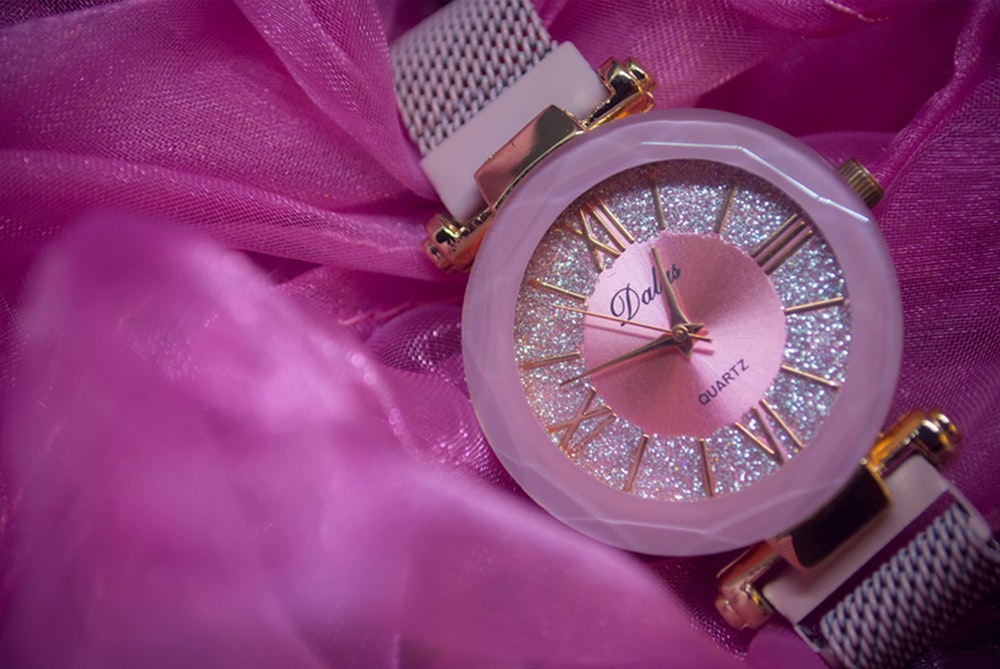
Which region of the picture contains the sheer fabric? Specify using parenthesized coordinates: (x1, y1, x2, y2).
(0, 1, 997, 667)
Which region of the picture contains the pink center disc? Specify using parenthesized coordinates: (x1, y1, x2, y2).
(583, 233, 787, 438)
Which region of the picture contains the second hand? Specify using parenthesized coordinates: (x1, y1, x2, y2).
(554, 304, 712, 342)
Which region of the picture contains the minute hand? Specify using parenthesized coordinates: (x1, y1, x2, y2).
(560, 334, 682, 386)
(553, 304, 710, 341)
(652, 246, 694, 327)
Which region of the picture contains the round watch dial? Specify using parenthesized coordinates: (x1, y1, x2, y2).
(463, 110, 901, 555)
(514, 160, 850, 500)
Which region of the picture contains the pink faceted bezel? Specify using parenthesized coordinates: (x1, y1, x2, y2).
(462, 109, 903, 556)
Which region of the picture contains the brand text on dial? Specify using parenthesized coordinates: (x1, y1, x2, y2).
(608, 262, 682, 325)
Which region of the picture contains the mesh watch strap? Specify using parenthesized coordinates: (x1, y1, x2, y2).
(390, 0, 555, 155)
(820, 502, 1000, 669)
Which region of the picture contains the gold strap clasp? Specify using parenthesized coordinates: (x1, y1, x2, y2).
(424, 58, 657, 272)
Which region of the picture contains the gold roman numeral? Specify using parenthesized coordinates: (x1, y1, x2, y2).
(698, 438, 715, 498)
(562, 197, 635, 271)
(623, 433, 651, 493)
(546, 387, 615, 455)
(519, 351, 582, 371)
(732, 400, 803, 464)
(651, 176, 667, 231)
(780, 364, 840, 390)
(529, 278, 587, 303)
(784, 296, 845, 315)
(713, 181, 736, 234)
(750, 214, 814, 275)
(758, 399, 804, 452)
(733, 420, 781, 463)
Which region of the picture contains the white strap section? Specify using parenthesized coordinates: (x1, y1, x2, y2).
(390, 0, 608, 221)
(391, 0, 555, 156)
(420, 43, 606, 221)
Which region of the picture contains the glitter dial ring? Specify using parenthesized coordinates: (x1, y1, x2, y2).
(463, 110, 902, 556)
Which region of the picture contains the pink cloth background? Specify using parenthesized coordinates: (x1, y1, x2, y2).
(0, 0, 998, 666)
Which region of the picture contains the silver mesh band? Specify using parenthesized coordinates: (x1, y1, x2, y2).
(820, 503, 1000, 669)
(390, 0, 555, 155)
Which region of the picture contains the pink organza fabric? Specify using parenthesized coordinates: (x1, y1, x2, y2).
(0, 0, 997, 667)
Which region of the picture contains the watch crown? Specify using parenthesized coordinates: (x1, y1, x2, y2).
(837, 159, 884, 208)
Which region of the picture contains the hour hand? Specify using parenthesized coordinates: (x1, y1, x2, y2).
(561, 332, 682, 386)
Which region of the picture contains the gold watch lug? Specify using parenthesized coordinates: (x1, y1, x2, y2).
(584, 58, 657, 128)
(767, 465, 891, 571)
(715, 542, 780, 630)
(715, 409, 961, 630)
(423, 208, 493, 272)
(769, 410, 958, 570)
(866, 408, 959, 475)
(423, 57, 657, 272)
(475, 106, 585, 213)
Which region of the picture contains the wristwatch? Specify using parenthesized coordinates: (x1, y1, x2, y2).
(389, 2, 1000, 667)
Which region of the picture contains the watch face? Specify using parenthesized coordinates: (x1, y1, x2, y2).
(463, 110, 901, 555)
(513, 160, 848, 501)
